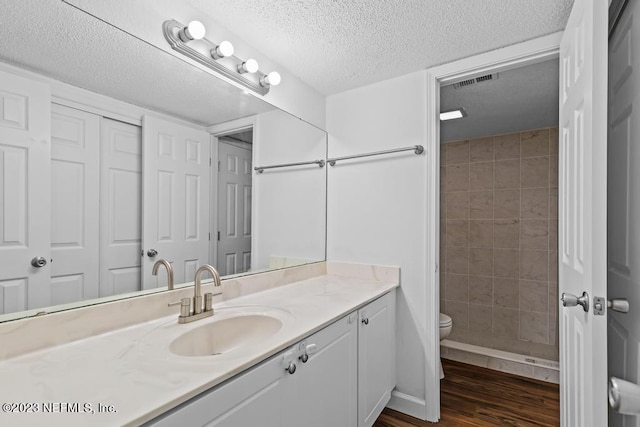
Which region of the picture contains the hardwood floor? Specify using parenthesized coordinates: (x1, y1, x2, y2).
(374, 359, 560, 426)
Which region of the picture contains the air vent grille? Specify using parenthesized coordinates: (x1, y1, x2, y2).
(453, 73, 499, 89)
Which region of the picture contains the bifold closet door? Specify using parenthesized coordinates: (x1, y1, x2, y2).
(100, 118, 143, 297)
(142, 116, 210, 289)
(0, 70, 51, 314)
(50, 104, 100, 305)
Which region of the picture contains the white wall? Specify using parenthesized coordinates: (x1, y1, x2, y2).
(326, 70, 435, 419)
(253, 109, 327, 269)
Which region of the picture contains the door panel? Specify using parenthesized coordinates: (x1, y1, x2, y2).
(100, 118, 142, 296)
(0, 70, 50, 313)
(217, 140, 252, 276)
(608, 0, 640, 424)
(558, 0, 608, 425)
(143, 116, 210, 288)
(50, 104, 100, 304)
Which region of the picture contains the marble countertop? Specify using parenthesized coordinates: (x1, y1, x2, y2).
(0, 272, 397, 426)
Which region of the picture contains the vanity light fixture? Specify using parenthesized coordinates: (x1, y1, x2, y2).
(439, 108, 467, 121)
(178, 20, 206, 42)
(238, 58, 259, 74)
(211, 40, 234, 59)
(163, 19, 281, 95)
(260, 71, 281, 87)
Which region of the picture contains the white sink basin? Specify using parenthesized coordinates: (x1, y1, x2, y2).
(169, 312, 284, 357)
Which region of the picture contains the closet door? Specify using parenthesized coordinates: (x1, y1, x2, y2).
(0, 70, 51, 314)
(100, 118, 142, 296)
(50, 104, 100, 304)
(142, 116, 210, 288)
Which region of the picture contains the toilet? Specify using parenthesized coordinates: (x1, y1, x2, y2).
(439, 313, 453, 379)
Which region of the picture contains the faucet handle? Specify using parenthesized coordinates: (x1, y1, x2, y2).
(204, 293, 213, 312)
(168, 297, 190, 318)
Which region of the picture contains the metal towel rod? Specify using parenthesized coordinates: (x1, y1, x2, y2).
(254, 159, 326, 174)
(327, 145, 424, 166)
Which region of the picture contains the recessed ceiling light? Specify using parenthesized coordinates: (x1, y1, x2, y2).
(440, 108, 467, 121)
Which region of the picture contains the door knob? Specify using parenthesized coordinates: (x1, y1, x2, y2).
(30, 257, 47, 268)
(147, 249, 158, 258)
(609, 377, 640, 415)
(561, 291, 589, 312)
(608, 299, 630, 313)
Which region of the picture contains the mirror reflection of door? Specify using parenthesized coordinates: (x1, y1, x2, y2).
(217, 131, 253, 276)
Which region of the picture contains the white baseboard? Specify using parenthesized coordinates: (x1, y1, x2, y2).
(386, 390, 427, 420)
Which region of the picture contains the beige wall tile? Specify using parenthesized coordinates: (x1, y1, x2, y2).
(549, 154, 558, 188)
(469, 220, 493, 248)
(549, 251, 558, 283)
(469, 276, 493, 304)
(440, 191, 447, 220)
(469, 303, 492, 332)
(494, 219, 520, 248)
(445, 301, 469, 329)
(521, 156, 550, 188)
(446, 191, 469, 219)
(446, 247, 468, 274)
(494, 277, 519, 308)
(494, 133, 520, 160)
(440, 143, 447, 165)
(549, 282, 558, 315)
(440, 272, 446, 300)
(469, 162, 494, 191)
(446, 273, 469, 302)
(519, 280, 549, 313)
(520, 250, 549, 281)
(549, 220, 558, 250)
(494, 189, 520, 218)
(493, 307, 519, 338)
(549, 188, 558, 219)
(440, 166, 446, 192)
(469, 248, 493, 276)
(521, 188, 549, 218)
(494, 249, 519, 278)
(446, 140, 469, 165)
(520, 311, 548, 344)
(470, 191, 494, 219)
(520, 219, 549, 250)
(550, 127, 559, 155)
(495, 159, 521, 189)
(446, 164, 469, 191)
(521, 129, 550, 158)
(446, 220, 469, 247)
(469, 136, 494, 163)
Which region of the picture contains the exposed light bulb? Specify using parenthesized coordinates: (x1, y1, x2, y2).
(211, 40, 234, 59)
(260, 71, 282, 87)
(179, 20, 206, 42)
(238, 58, 259, 74)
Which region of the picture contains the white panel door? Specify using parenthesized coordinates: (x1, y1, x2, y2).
(608, 0, 640, 424)
(0, 70, 51, 314)
(558, 0, 608, 425)
(143, 116, 210, 288)
(217, 140, 252, 276)
(50, 104, 100, 305)
(100, 118, 142, 297)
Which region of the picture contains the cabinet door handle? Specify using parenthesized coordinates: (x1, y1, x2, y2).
(285, 362, 297, 375)
(362, 318, 369, 325)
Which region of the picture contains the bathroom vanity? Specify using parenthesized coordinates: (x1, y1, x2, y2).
(0, 262, 398, 427)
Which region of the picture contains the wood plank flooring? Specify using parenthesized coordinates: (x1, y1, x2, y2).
(374, 359, 560, 426)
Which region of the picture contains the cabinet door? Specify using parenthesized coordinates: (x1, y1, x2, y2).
(147, 353, 286, 427)
(358, 291, 396, 427)
(284, 313, 358, 427)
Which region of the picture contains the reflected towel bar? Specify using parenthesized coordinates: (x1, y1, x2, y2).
(254, 159, 326, 173)
(327, 145, 424, 166)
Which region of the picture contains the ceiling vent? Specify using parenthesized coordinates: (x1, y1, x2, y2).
(453, 73, 499, 89)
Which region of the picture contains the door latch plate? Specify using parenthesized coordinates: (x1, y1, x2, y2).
(594, 296, 605, 316)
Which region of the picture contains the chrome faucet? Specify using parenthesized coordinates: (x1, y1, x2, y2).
(152, 259, 174, 290)
(168, 264, 222, 324)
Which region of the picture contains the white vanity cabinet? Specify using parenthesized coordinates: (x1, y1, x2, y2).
(147, 290, 395, 427)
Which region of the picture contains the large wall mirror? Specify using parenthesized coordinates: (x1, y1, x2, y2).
(0, 1, 327, 322)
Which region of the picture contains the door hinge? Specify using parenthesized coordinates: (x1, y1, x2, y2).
(208, 232, 211, 241)
(218, 161, 221, 172)
(217, 231, 221, 241)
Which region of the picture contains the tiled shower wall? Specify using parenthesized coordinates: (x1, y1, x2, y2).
(440, 126, 559, 361)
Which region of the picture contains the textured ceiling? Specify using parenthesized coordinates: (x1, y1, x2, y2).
(189, 0, 574, 95)
(440, 58, 560, 142)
